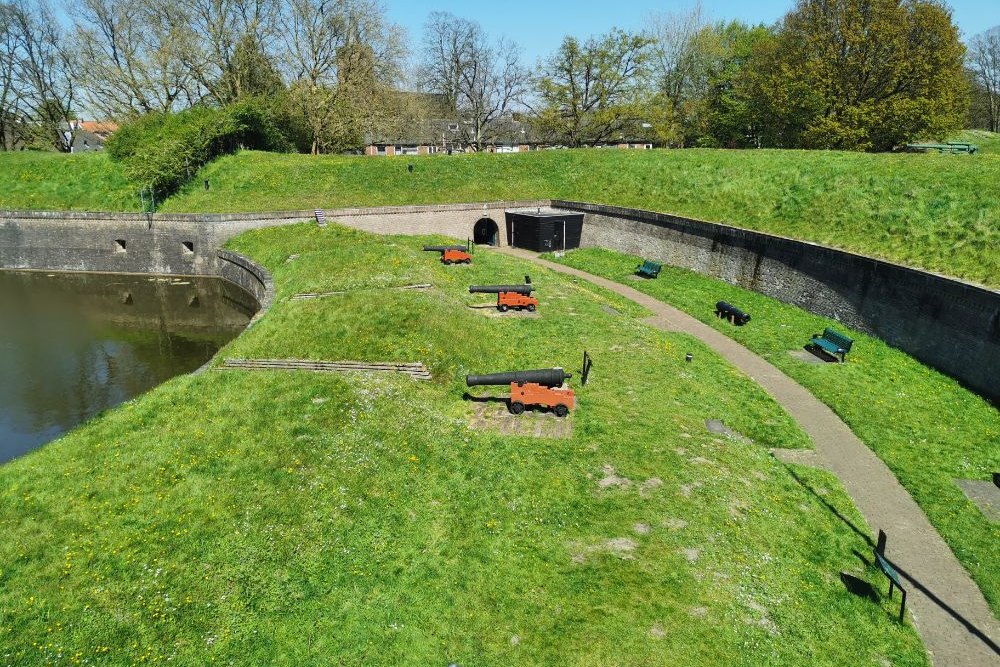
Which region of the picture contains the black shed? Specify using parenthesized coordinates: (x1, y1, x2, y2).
(505, 208, 584, 253)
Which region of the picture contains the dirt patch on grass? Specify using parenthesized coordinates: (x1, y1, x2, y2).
(466, 303, 541, 319)
(467, 402, 571, 439)
(598, 465, 632, 490)
(570, 537, 639, 563)
(640, 477, 664, 496)
(788, 348, 827, 364)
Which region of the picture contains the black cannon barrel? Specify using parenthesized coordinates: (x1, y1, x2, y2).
(469, 284, 534, 295)
(424, 245, 467, 252)
(716, 301, 751, 325)
(467, 368, 572, 388)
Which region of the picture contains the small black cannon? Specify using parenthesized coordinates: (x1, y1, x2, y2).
(466, 368, 574, 416)
(715, 301, 751, 326)
(469, 276, 538, 311)
(423, 245, 469, 253)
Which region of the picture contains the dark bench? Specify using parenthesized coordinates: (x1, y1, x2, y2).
(874, 531, 907, 623)
(810, 327, 854, 363)
(636, 260, 662, 279)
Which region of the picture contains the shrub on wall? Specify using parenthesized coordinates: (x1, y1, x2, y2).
(106, 100, 293, 201)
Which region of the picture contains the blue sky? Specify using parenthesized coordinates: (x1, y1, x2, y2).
(386, 0, 1000, 65)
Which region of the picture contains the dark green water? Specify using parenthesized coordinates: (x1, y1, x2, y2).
(0, 271, 254, 463)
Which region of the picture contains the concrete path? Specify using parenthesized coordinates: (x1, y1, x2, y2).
(500, 247, 1000, 667)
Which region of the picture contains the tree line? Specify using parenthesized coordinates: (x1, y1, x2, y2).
(0, 0, 994, 154)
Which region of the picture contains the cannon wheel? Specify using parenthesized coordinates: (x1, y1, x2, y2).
(509, 401, 525, 415)
(554, 404, 569, 418)
(527, 304, 536, 312)
(499, 304, 509, 313)
(443, 259, 453, 265)
(463, 259, 472, 265)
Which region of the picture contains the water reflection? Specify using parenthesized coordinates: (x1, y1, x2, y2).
(0, 271, 254, 462)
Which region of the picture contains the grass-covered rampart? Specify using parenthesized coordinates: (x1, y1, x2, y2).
(1, 143, 998, 287)
(0, 225, 928, 665)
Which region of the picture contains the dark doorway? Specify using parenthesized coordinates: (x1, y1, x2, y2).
(473, 217, 500, 246)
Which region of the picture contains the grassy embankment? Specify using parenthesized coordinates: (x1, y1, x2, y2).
(0, 152, 134, 211)
(1, 143, 998, 287)
(0, 224, 928, 665)
(550, 247, 1000, 615)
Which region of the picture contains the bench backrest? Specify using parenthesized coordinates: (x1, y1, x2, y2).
(822, 328, 853, 352)
(642, 260, 661, 271)
(874, 551, 903, 588)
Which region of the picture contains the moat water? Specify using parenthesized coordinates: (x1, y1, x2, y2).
(0, 271, 254, 463)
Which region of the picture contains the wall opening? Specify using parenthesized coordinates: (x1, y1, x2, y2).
(182, 241, 194, 255)
(114, 239, 127, 252)
(473, 218, 500, 246)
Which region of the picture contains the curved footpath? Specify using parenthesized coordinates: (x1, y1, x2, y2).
(499, 247, 1000, 667)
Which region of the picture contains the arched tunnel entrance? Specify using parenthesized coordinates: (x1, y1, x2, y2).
(473, 217, 500, 246)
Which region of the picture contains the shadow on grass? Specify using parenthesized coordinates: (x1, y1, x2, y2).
(781, 461, 1000, 654)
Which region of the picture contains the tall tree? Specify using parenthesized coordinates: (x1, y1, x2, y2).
(280, 0, 403, 154)
(174, 0, 279, 105)
(968, 26, 1000, 133)
(418, 12, 528, 149)
(649, 3, 723, 145)
(3, 0, 75, 151)
(703, 22, 774, 148)
(751, 0, 968, 151)
(0, 4, 22, 149)
(533, 29, 652, 147)
(72, 0, 196, 118)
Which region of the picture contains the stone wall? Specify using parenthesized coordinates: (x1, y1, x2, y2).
(0, 210, 301, 278)
(2, 201, 997, 403)
(0, 211, 284, 317)
(554, 200, 1000, 404)
(327, 201, 547, 244)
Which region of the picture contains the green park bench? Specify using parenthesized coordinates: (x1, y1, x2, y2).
(636, 260, 662, 279)
(810, 327, 854, 363)
(904, 142, 978, 154)
(874, 531, 907, 623)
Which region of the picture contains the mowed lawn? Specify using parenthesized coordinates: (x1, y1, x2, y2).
(550, 247, 1000, 616)
(0, 225, 928, 666)
(1, 144, 998, 288)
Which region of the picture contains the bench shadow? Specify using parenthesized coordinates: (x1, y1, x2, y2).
(802, 344, 838, 363)
(781, 462, 1000, 654)
(840, 572, 879, 601)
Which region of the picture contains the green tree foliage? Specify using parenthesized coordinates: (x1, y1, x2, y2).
(533, 29, 653, 147)
(216, 34, 286, 105)
(106, 100, 292, 199)
(748, 0, 968, 151)
(702, 22, 774, 148)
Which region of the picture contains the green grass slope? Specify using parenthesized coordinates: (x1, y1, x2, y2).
(0, 152, 134, 211)
(953, 130, 1000, 154)
(0, 225, 927, 666)
(551, 247, 1000, 614)
(1, 147, 997, 287)
(164, 148, 1000, 287)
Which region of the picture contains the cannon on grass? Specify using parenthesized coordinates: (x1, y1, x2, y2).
(424, 241, 472, 265)
(715, 301, 751, 326)
(469, 276, 538, 312)
(467, 368, 574, 417)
